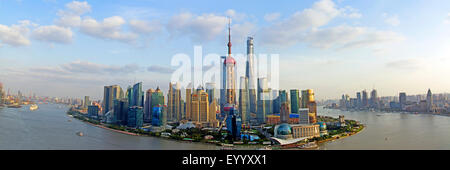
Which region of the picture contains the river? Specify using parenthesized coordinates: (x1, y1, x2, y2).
(318, 107, 450, 150)
(0, 104, 219, 150)
(2, 104, 450, 150)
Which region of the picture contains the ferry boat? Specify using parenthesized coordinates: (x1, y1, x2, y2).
(76, 132, 84, 136)
(29, 104, 38, 111)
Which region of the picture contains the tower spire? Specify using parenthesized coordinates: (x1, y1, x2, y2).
(227, 17, 232, 56)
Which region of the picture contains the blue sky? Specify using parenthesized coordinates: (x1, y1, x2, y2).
(1, 0, 450, 100)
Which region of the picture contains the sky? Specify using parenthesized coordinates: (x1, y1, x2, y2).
(1, 0, 450, 100)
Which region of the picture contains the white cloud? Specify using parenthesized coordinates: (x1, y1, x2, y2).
(258, 0, 402, 49)
(444, 13, 450, 24)
(383, 14, 400, 26)
(65, 1, 91, 15)
(167, 12, 228, 42)
(264, 13, 281, 22)
(225, 9, 247, 22)
(80, 16, 138, 43)
(31, 25, 73, 44)
(129, 19, 162, 34)
(0, 21, 32, 47)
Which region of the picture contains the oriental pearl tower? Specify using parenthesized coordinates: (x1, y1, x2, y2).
(224, 18, 236, 105)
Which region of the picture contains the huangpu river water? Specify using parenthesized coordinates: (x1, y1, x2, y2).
(0, 104, 219, 150)
(2, 104, 450, 150)
(318, 107, 450, 150)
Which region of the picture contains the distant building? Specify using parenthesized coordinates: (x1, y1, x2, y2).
(84, 96, 90, 109)
(427, 89, 433, 112)
(152, 105, 166, 127)
(399, 92, 406, 110)
(128, 106, 144, 128)
(88, 105, 99, 119)
(239, 77, 249, 124)
(290, 89, 300, 113)
(103, 85, 123, 114)
(167, 82, 182, 122)
(257, 78, 269, 124)
(113, 99, 129, 126)
(298, 108, 310, 124)
(144, 89, 155, 123)
(362, 90, 369, 108)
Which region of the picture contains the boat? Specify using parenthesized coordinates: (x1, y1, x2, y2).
(76, 132, 84, 136)
(29, 104, 38, 111)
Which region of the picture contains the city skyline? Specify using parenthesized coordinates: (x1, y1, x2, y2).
(1, 0, 450, 100)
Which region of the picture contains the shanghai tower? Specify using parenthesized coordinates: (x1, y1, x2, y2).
(246, 37, 257, 115)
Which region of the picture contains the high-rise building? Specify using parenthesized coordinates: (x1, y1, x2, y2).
(246, 36, 257, 115)
(362, 90, 369, 108)
(209, 99, 218, 123)
(144, 89, 155, 123)
(129, 82, 144, 107)
(399, 92, 407, 110)
(239, 76, 249, 124)
(257, 78, 268, 124)
(427, 89, 433, 112)
(113, 99, 129, 126)
(191, 87, 209, 122)
(370, 89, 379, 109)
(280, 102, 290, 123)
(225, 104, 241, 140)
(301, 89, 314, 108)
(128, 106, 143, 128)
(151, 87, 165, 116)
(356, 92, 362, 108)
(298, 108, 310, 124)
(103, 85, 123, 114)
(0, 82, 4, 105)
(186, 86, 192, 121)
(84, 96, 90, 109)
(290, 89, 300, 113)
(167, 82, 182, 122)
(88, 105, 99, 119)
(152, 105, 167, 127)
(205, 82, 216, 104)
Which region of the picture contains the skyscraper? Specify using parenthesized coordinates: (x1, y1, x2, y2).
(152, 105, 166, 127)
(113, 99, 129, 126)
(370, 89, 379, 109)
(144, 88, 155, 123)
(246, 36, 257, 115)
(151, 87, 165, 118)
(290, 89, 300, 113)
(130, 82, 144, 107)
(128, 106, 144, 128)
(362, 90, 369, 108)
(205, 82, 216, 104)
(399, 92, 406, 110)
(257, 78, 268, 124)
(84, 96, 90, 109)
(103, 85, 123, 114)
(239, 76, 249, 124)
(0, 82, 4, 105)
(427, 89, 433, 112)
(280, 102, 290, 123)
(220, 56, 227, 112)
(356, 92, 362, 108)
(186, 86, 192, 121)
(167, 82, 182, 122)
(301, 89, 314, 108)
(191, 87, 209, 122)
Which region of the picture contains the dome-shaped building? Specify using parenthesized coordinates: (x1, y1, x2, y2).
(275, 123, 293, 139)
(317, 122, 327, 131)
